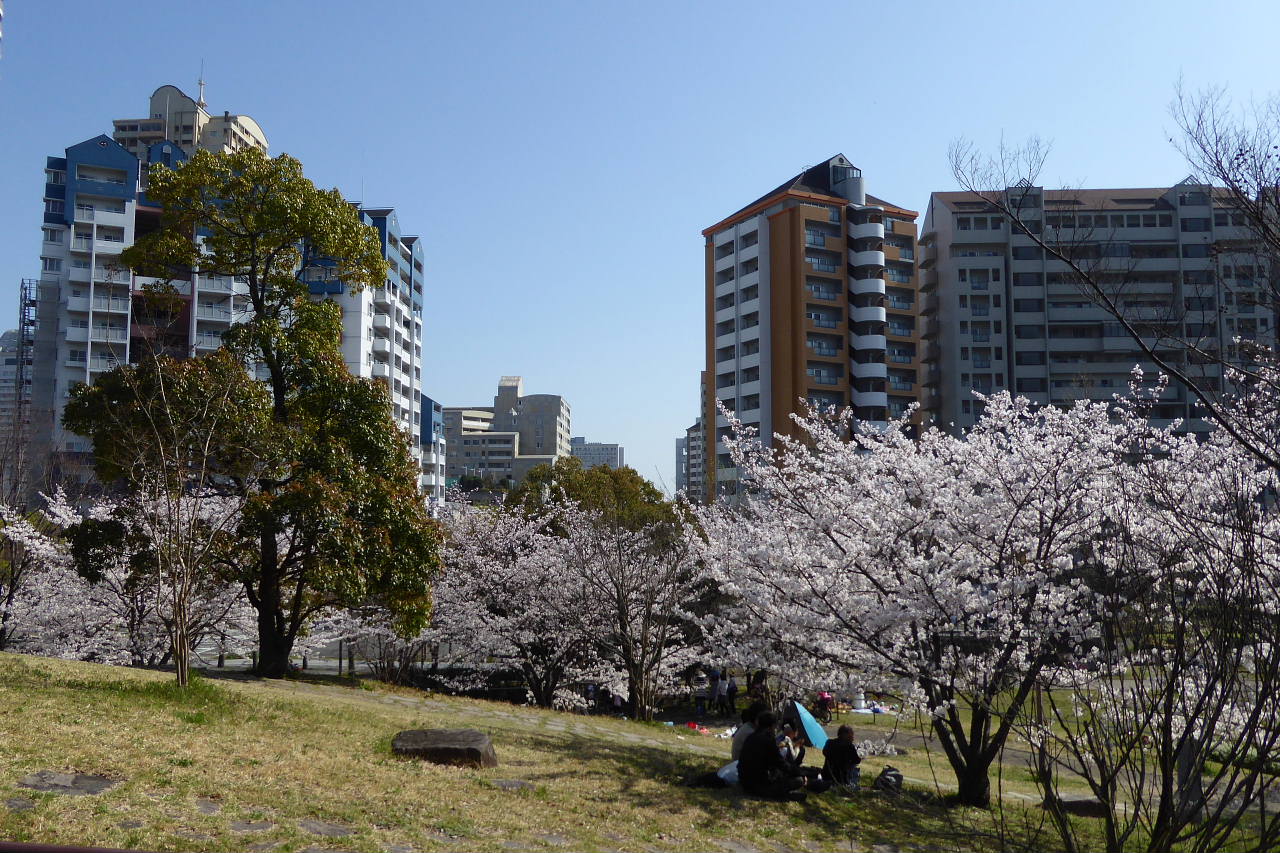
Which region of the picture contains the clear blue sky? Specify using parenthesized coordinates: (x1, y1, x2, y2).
(1, 1, 1277, 490)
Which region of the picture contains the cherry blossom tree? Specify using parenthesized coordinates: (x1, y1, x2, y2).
(696, 395, 1130, 807)
(430, 499, 604, 706)
(1017, 380, 1280, 853)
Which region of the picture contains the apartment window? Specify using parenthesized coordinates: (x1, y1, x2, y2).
(741, 339, 760, 356)
(1014, 299, 1044, 312)
(1182, 270, 1214, 286)
(41, 257, 62, 272)
(1181, 218, 1211, 232)
(1012, 246, 1042, 260)
(1185, 323, 1214, 337)
(959, 295, 968, 307)
(1184, 296, 1216, 311)
(957, 217, 971, 231)
(46, 169, 66, 185)
(42, 227, 63, 244)
(1012, 272, 1043, 286)
(1159, 214, 1173, 226)
(1179, 191, 1209, 206)
(962, 400, 971, 414)
(960, 347, 969, 360)
(1181, 244, 1211, 258)
(1016, 378, 1047, 393)
(1015, 325, 1045, 339)
(45, 199, 65, 215)
(1016, 351, 1047, 365)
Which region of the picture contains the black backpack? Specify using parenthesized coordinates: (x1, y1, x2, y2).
(873, 765, 903, 793)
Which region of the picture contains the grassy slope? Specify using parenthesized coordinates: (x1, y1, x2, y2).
(0, 653, 1064, 852)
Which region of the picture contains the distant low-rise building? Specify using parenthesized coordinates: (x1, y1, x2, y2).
(444, 376, 571, 485)
(570, 436, 624, 470)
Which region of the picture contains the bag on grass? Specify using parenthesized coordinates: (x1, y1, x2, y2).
(873, 765, 903, 793)
(716, 760, 740, 785)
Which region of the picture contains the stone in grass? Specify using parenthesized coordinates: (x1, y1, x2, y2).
(491, 779, 534, 792)
(391, 729, 498, 769)
(231, 819, 276, 833)
(195, 797, 221, 815)
(5, 796, 36, 812)
(18, 770, 120, 796)
(117, 819, 144, 830)
(298, 818, 355, 837)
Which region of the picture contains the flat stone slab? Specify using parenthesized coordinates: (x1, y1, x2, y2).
(18, 770, 120, 796)
(299, 818, 354, 837)
(392, 728, 498, 768)
(232, 820, 277, 833)
(195, 797, 221, 814)
(492, 779, 534, 791)
(117, 819, 143, 829)
(5, 796, 36, 811)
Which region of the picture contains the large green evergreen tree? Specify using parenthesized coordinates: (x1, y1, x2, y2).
(70, 148, 444, 677)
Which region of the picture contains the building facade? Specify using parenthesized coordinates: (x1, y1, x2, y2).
(570, 436, 624, 469)
(113, 84, 268, 164)
(920, 182, 1268, 433)
(703, 154, 936, 496)
(304, 204, 442, 498)
(444, 377, 571, 485)
(30, 86, 443, 500)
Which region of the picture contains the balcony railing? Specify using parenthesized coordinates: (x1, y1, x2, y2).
(808, 346, 839, 357)
(808, 374, 840, 385)
(889, 379, 914, 391)
(810, 316, 838, 329)
(972, 332, 991, 342)
(887, 298, 914, 310)
(889, 352, 913, 364)
(971, 306, 990, 316)
(887, 325, 914, 337)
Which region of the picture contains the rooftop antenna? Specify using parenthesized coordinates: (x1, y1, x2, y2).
(196, 59, 207, 108)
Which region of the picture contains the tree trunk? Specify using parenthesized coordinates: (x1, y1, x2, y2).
(955, 763, 992, 808)
(254, 533, 293, 678)
(173, 597, 190, 688)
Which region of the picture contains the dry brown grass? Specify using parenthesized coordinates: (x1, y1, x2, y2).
(0, 653, 1062, 852)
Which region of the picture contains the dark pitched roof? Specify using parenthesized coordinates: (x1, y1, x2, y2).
(725, 154, 846, 221)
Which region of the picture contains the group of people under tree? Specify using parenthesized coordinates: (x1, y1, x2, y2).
(724, 701, 863, 802)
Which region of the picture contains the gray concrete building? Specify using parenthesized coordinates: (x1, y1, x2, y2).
(920, 181, 1273, 433)
(444, 376, 571, 485)
(570, 436, 624, 470)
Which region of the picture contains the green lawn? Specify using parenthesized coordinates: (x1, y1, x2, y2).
(0, 652, 1095, 852)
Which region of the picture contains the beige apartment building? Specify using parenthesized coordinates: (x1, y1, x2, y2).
(444, 376, 572, 485)
(703, 154, 936, 497)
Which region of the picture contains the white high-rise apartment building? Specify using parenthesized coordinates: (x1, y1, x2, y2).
(920, 182, 1274, 432)
(305, 205, 443, 500)
(31, 85, 443, 500)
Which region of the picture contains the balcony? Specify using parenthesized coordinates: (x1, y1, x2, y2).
(194, 333, 223, 349)
(373, 337, 391, 355)
(853, 361, 888, 379)
(851, 333, 887, 351)
(373, 314, 392, 332)
(853, 390, 888, 408)
(970, 306, 990, 316)
(200, 277, 235, 293)
(887, 324, 915, 338)
(888, 351, 914, 364)
(807, 373, 841, 386)
(852, 305, 887, 324)
(889, 379, 915, 392)
(807, 345, 839, 357)
(92, 296, 130, 313)
(851, 276, 885, 296)
(887, 298, 914, 311)
(91, 327, 128, 342)
(372, 361, 392, 379)
(196, 305, 232, 321)
(809, 316, 839, 329)
(850, 249, 886, 268)
(849, 221, 884, 241)
(971, 332, 991, 343)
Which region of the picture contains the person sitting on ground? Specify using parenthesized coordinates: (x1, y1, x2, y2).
(777, 722, 807, 772)
(738, 712, 807, 800)
(731, 701, 768, 761)
(822, 724, 862, 790)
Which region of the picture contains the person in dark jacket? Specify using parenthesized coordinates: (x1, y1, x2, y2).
(822, 724, 862, 789)
(737, 712, 806, 800)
